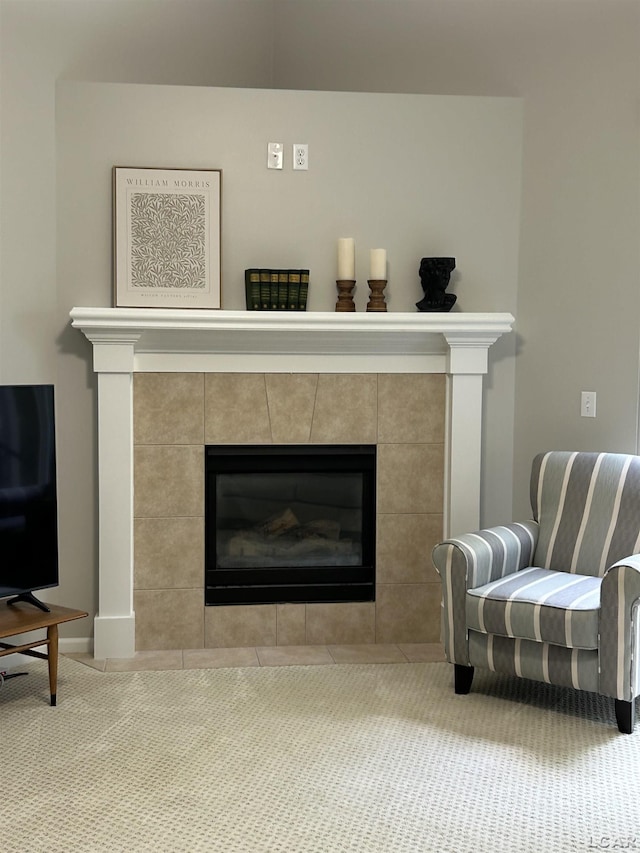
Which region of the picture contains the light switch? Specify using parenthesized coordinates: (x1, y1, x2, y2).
(267, 142, 283, 170)
(581, 391, 597, 418)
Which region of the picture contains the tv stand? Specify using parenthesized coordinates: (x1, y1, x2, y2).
(0, 601, 87, 705)
(7, 592, 51, 613)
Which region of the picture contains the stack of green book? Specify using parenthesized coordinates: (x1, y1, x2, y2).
(245, 269, 309, 310)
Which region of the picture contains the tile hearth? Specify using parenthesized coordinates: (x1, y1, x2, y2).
(68, 642, 447, 672)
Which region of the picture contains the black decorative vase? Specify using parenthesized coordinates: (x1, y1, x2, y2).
(416, 257, 456, 312)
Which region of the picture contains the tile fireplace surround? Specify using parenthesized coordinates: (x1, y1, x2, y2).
(71, 308, 514, 660)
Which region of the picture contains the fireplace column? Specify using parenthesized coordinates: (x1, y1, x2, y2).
(90, 334, 139, 659)
(444, 333, 498, 538)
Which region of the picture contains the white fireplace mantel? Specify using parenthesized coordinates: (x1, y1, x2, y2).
(71, 307, 514, 659)
(70, 307, 513, 371)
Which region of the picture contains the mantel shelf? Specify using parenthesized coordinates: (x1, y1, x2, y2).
(70, 308, 515, 360)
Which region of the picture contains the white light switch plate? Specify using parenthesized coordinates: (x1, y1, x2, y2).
(581, 391, 596, 418)
(267, 142, 283, 169)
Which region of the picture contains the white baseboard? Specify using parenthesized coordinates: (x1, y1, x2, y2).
(1, 638, 93, 672)
(60, 637, 93, 654)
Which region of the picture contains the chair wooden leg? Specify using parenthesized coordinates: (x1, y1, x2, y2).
(454, 664, 474, 695)
(615, 699, 635, 734)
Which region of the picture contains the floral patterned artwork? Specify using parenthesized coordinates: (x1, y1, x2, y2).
(113, 167, 221, 308)
(130, 193, 206, 290)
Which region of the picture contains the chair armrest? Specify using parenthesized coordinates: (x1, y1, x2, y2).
(432, 522, 539, 665)
(599, 556, 640, 701)
(432, 521, 539, 590)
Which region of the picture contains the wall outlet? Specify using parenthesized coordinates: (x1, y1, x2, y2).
(293, 143, 309, 170)
(267, 142, 283, 170)
(581, 391, 597, 418)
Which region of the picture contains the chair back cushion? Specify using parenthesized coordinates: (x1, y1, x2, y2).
(530, 451, 640, 577)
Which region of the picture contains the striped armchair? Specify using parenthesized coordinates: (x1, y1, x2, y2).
(432, 451, 640, 733)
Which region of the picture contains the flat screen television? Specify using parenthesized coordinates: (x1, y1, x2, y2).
(0, 384, 58, 611)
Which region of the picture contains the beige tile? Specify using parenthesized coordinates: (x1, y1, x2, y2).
(377, 444, 444, 514)
(134, 445, 204, 518)
(306, 601, 376, 645)
(398, 643, 447, 663)
(182, 647, 260, 669)
(204, 374, 271, 444)
(376, 513, 443, 584)
(377, 374, 445, 444)
(134, 589, 204, 650)
(375, 583, 441, 644)
(256, 645, 334, 667)
(64, 653, 106, 672)
(310, 375, 377, 444)
(105, 650, 184, 671)
(205, 604, 277, 648)
(276, 603, 306, 646)
(135, 516, 204, 589)
(265, 374, 318, 443)
(134, 373, 204, 445)
(327, 644, 407, 664)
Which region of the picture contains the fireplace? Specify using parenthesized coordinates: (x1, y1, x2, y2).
(70, 307, 514, 658)
(205, 445, 376, 605)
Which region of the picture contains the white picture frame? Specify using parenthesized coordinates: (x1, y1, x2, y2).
(113, 166, 222, 309)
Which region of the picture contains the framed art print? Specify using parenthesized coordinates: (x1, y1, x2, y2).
(113, 167, 221, 308)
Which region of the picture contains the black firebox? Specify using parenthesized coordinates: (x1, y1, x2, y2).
(205, 445, 376, 605)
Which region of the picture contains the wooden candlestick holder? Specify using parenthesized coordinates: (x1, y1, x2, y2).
(366, 279, 387, 312)
(335, 279, 356, 312)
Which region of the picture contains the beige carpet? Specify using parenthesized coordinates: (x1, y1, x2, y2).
(2, 656, 639, 853)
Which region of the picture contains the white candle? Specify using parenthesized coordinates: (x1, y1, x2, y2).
(337, 238, 355, 280)
(370, 248, 386, 280)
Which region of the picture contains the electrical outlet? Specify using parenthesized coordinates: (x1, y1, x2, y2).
(293, 143, 309, 170)
(581, 391, 597, 418)
(267, 142, 283, 170)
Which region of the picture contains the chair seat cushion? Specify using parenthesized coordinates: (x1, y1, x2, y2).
(466, 566, 601, 650)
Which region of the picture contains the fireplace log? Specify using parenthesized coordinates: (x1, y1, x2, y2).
(297, 519, 341, 540)
(227, 533, 276, 558)
(284, 537, 354, 558)
(226, 530, 353, 559)
(255, 507, 299, 537)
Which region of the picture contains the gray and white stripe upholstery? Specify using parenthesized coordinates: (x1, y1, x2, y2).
(468, 631, 600, 694)
(433, 451, 640, 703)
(434, 522, 539, 666)
(531, 451, 640, 577)
(600, 557, 640, 701)
(466, 567, 600, 649)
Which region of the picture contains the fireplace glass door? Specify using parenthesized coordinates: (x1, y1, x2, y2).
(205, 445, 376, 605)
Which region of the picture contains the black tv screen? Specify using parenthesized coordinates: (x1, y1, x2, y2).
(0, 385, 59, 604)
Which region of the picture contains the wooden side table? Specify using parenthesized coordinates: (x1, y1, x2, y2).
(0, 601, 88, 705)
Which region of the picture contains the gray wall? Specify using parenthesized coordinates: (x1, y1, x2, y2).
(2, 0, 640, 638)
(58, 83, 522, 314)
